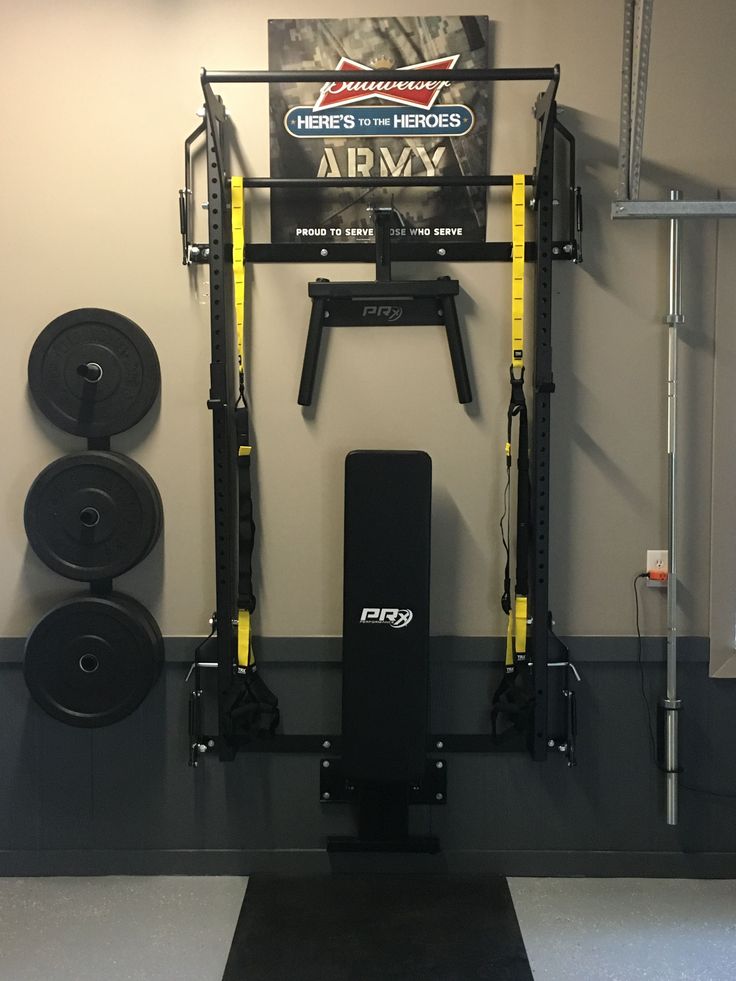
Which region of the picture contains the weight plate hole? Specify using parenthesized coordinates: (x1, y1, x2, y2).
(77, 362, 103, 383)
(79, 507, 101, 528)
(79, 654, 99, 674)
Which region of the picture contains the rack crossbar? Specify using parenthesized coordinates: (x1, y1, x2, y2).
(241, 175, 530, 189)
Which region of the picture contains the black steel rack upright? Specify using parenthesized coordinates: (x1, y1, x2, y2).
(181, 65, 581, 771)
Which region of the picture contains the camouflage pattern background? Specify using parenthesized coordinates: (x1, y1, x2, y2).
(268, 16, 489, 243)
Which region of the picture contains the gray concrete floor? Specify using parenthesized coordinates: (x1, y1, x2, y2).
(0, 876, 247, 981)
(1, 875, 735, 980)
(510, 877, 736, 981)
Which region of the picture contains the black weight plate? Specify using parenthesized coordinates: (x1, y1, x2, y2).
(24, 451, 163, 581)
(28, 308, 160, 437)
(24, 594, 163, 728)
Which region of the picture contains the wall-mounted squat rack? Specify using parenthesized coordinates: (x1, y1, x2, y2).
(180, 65, 583, 792)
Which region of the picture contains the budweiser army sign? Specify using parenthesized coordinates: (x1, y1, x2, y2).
(268, 16, 490, 243)
(284, 55, 474, 140)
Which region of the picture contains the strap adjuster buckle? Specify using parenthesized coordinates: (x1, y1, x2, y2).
(509, 365, 526, 406)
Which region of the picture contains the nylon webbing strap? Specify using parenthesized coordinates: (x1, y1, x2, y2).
(232, 177, 254, 670)
(238, 609, 252, 668)
(511, 173, 526, 369)
(232, 176, 246, 386)
(503, 175, 530, 671)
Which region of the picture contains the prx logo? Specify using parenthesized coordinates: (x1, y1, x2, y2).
(362, 305, 403, 322)
(360, 608, 414, 629)
(313, 56, 459, 112)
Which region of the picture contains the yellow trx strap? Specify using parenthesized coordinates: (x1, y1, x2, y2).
(231, 176, 246, 384)
(515, 595, 528, 655)
(231, 177, 253, 670)
(511, 173, 525, 369)
(505, 608, 515, 670)
(238, 609, 252, 669)
(505, 174, 528, 669)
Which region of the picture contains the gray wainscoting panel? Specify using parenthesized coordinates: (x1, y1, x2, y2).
(1, 638, 735, 875)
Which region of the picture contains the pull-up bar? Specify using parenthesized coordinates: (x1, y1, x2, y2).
(201, 67, 560, 84)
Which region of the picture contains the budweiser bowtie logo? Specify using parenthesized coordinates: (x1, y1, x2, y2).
(313, 55, 459, 112)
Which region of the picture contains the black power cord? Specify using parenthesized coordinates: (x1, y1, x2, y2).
(633, 573, 657, 762)
(633, 572, 736, 803)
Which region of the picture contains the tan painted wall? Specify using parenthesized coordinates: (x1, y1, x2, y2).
(710, 190, 736, 676)
(2, 0, 733, 641)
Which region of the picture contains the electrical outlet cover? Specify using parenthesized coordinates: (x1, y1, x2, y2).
(646, 549, 668, 586)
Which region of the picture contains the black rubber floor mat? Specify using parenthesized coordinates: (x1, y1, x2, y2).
(222, 875, 532, 981)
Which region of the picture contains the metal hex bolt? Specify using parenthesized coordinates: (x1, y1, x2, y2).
(322, 740, 332, 750)
(563, 243, 573, 254)
(197, 744, 207, 754)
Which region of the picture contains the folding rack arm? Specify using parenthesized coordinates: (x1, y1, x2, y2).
(554, 118, 583, 263)
(179, 120, 205, 265)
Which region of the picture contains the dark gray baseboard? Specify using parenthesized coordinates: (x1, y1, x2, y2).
(2, 848, 735, 878)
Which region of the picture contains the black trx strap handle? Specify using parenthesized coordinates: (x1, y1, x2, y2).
(228, 669, 280, 739)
